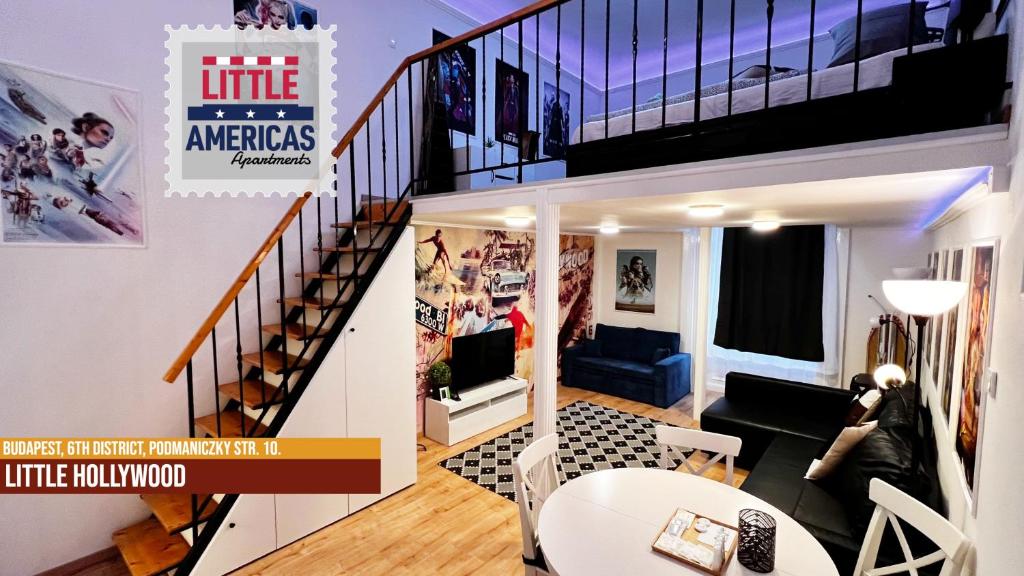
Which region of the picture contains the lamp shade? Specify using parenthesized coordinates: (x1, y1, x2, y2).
(882, 280, 967, 316)
(873, 363, 907, 390)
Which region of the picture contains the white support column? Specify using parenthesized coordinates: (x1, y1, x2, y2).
(692, 227, 713, 423)
(533, 188, 559, 440)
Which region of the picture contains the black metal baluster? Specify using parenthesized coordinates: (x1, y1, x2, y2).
(764, 0, 773, 108)
(298, 209, 307, 341)
(662, 0, 669, 127)
(482, 34, 488, 172)
(631, 0, 638, 133)
(255, 268, 266, 408)
(604, 0, 610, 139)
(695, 0, 704, 122)
(191, 493, 198, 544)
(807, 0, 816, 102)
(518, 20, 524, 183)
(277, 237, 289, 404)
(186, 360, 196, 438)
(853, 0, 863, 92)
(580, 0, 586, 143)
(556, 3, 563, 145)
(728, 0, 736, 115)
(316, 197, 324, 319)
(408, 65, 414, 194)
(349, 146, 358, 289)
(366, 128, 372, 235)
(380, 105, 387, 220)
(536, 16, 541, 135)
(906, 0, 917, 55)
(393, 86, 399, 210)
(500, 28, 505, 167)
(211, 327, 221, 437)
(233, 298, 244, 437)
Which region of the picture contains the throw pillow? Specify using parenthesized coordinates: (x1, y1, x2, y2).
(845, 389, 883, 426)
(583, 339, 603, 358)
(732, 64, 796, 79)
(650, 347, 672, 365)
(805, 421, 878, 480)
(827, 2, 930, 68)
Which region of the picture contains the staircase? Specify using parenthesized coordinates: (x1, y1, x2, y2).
(110, 197, 409, 576)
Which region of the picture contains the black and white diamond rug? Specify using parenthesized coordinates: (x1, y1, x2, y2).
(438, 400, 689, 502)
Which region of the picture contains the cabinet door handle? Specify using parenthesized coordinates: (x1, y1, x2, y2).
(228, 522, 236, 529)
(349, 327, 356, 333)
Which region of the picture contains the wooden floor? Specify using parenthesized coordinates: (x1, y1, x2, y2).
(238, 385, 734, 576)
(74, 386, 733, 576)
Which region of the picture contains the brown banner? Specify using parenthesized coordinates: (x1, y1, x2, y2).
(2, 459, 380, 494)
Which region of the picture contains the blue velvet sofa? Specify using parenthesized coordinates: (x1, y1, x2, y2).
(561, 324, 692, 408)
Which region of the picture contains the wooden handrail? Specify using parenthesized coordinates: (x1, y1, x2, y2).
(164, 192, 313, 383)
(331, 0, 565, 159)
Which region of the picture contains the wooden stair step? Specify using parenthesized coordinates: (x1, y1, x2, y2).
(140, 493, 215, 534)
(361, 199, 409, 222)
(218, 379, 283, 409)
(279, 296, 348, 310)
(313, 245, 383, 254)
(194, 410, 268, 438)
(112, 518, 189, 576)
(330, 220, 395, 229)
(241, 350, 308, 374)
(261, 322, 325, 341)
(296, 272, 356, 281)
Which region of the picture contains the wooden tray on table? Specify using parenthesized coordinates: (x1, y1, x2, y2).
(651, 507, 738, 575)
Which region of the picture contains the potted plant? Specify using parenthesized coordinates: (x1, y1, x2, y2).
(428, 361, 452, 399)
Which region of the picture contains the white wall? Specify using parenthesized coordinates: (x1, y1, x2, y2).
(594, 232, 683, 337)
(0, 1, 488, 574)
(841, 227, 931, 386)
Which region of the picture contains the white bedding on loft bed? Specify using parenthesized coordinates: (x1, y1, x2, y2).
(572, 41, 944, 144)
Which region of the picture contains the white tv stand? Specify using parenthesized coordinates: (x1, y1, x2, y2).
(424, 376, 528, 446)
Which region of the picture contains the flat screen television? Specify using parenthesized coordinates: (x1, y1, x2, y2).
(449, 327, 516, 397)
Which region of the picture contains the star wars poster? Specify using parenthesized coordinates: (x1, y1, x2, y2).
(432, 30, 476, 136)
(615, 249, 656, 314)
(495, 60, 527, 146)
(542, 81, 569, 159)
(0, 60, 144, 246)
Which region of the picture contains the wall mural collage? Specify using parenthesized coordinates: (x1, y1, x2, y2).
(926, 241, 999, 514)
(413, 225, 594, 431)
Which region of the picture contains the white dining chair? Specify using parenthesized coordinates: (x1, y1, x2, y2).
(513, 433, 563, 576)
(855, 478, 970, 576)
(654, 425, 743, 485)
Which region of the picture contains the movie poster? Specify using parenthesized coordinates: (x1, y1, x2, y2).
(413, 225, 594, 432)
(932, 250, 948, 384)
(233, 0, 318, 29)
(615, 249, 656, 314)
(0, 61, 144, 246)
(957, 243, 997, 507)
(542, 82, 569, 159)
(941, 248, 964, 422)
(495, 60, 528, 146)
(433, 30, 476, 136)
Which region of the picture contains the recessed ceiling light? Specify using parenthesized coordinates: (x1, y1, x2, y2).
(688, 204, 725, 218)
(504, 216, 531, 228)
(751, 220, 780, 232)
(599, 225, 620, 235)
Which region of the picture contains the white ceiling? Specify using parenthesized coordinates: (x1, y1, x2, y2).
(411, 166, 991, 232)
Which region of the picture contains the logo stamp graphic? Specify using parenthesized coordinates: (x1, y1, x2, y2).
(165, 26, 335, 196)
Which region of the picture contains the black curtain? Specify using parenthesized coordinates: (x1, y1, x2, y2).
(714, 225, 825, 362)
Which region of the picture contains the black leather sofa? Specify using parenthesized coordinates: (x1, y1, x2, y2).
(702, 372, 942, 574)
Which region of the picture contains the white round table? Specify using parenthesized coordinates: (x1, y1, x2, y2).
(537, 468, 839, 576)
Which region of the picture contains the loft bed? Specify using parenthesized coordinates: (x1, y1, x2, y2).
(566, 0, 1010, 178)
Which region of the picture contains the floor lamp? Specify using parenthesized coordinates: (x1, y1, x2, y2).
(881, 279, 967, 469)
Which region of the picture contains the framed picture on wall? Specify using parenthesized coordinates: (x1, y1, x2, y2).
(432, 30, 477, 136)
(931, 249, 949, 385)
(542, 81, 569, 159)
(956, 240, 999, 515)
(940, 247, 966, 424)
(615, 249, 656, 314)
(494, 60, 528, 147)
(0, 60, 145, 247)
